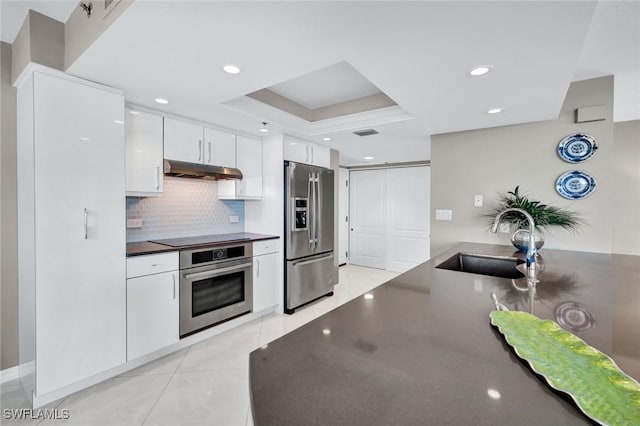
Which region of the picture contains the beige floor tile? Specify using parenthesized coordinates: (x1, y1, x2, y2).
(38, 374, 171, 426)
(177, 333, 259, 373)
(143, 369, 249, 426)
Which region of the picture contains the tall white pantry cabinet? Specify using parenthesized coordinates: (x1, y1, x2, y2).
(16, 67, 126, 405)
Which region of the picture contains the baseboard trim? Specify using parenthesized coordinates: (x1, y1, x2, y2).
(0, 365, 20, 384)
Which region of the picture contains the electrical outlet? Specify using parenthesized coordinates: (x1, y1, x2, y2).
(498, 222, 511, 233)
(229, 215, 239, 224)
(126, 218, 143, 228)
(474, 279, 483, 292)
(474, 195, 483, 207)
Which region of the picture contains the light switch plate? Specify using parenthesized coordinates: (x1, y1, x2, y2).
(435, 209, 453, 221)
(126, 218, 143, 228)
(229, 215, 239, 224)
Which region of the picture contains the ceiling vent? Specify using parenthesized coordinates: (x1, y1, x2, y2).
(353, 129, 379, 137)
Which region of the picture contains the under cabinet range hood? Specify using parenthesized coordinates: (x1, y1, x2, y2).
(163, 159, 243, 180)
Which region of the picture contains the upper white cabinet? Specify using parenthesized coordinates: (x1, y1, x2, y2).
(17, 69, 126, 398)
(125, 109, 163, 196)
(284, 137, 331, 168)
(164, 117, 203, 163)
(204, 127, 236, 167)
(218, 135, 263, 200)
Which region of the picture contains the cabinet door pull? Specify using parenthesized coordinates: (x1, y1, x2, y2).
(198, 140, 202, 161)
(172, 273, 176, 299)
(156, 166, 161, 190)
(208, 142, 212, 163)
(256, 258, 260, 277)
(83, 208, 88, 240)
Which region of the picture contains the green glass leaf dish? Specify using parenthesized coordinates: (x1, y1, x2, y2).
(490, 310, 640, 425)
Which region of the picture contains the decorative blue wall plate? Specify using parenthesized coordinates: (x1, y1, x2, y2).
(557, 133, 598, 163)
(555, 170, 596, 199)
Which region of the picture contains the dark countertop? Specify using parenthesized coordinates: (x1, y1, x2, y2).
(126, 232, 279, 257)
(249, 242, 640, 425)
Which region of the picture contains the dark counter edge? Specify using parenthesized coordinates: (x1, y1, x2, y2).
(126, 233, 280, 257)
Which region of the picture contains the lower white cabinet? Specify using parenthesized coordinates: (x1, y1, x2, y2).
(126, 252, 179, 360)
(253, 241, 279, 312)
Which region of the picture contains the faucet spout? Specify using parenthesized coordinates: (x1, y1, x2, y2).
(491, 207, 538, 284)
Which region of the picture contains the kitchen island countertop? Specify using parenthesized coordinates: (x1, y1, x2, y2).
(249, 242, 640, 425)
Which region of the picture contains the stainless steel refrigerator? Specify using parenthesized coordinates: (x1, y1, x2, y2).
(284, 161, 337, 314)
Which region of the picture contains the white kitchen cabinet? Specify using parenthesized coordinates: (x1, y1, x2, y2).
(218, 136, 263, 200)
(125, 109, 164, 196)
(16, 68, 126, 400)
(204, 127, 236, 167)
(284, 137, 331, 168)
(126, 253, 179, 361)
(252, 240, 279, 312)
(164, 117, 203, 163)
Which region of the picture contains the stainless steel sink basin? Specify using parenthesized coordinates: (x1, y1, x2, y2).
(436, 252, 525, 279)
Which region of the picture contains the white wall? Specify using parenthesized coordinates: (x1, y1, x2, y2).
(431, 76, 614, 256)
(1, 41, 19, 370)
(613, 120, 640, 255)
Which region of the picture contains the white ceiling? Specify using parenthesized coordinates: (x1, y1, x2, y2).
(268, 61, 382, 110)
(3, 1, 639, 166)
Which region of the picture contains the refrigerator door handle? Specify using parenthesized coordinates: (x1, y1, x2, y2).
(308, 173, 314, 248)
(291, 252, 333, 266)
(314, 172, 320, 246)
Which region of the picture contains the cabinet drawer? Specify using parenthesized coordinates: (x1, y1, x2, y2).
(253, 239, 278, 256)
(127, 252, 179, 278)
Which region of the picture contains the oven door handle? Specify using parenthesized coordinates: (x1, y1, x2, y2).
(184, 263, 251, 280)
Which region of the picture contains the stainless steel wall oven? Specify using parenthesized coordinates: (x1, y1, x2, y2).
(178, 242, 253, 337)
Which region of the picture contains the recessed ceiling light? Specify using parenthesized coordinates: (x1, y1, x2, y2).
(128, 110, 140, 115)
(259, 121, 269, 133)
(488, 108, 503, 114)
(113, 119, 124, 124)
(259, 128, 269, 133)
(470, 66, 492, 76)
(364, 156, 374, 160)
(154, 98, 169, 104)
(322, 328, 331, 335)
(80, 137, 90, 141)
(223, 64, 241, 74)
(364, 293, 374, 300)
(323, 137, 331, 141)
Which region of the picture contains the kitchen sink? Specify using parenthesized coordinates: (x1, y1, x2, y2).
(436, 252, 525, 279)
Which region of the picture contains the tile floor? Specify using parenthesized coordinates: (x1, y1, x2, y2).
(1, 265, 399, 426)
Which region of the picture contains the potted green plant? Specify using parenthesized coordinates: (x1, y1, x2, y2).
(487, 186, 584, 251)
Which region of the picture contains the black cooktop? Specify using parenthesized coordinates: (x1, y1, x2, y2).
(149, 233, 251, 248)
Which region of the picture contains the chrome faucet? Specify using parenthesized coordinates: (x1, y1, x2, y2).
(491, 208, 538, 284)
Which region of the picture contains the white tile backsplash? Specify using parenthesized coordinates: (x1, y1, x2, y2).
(126, 176, 244, 242)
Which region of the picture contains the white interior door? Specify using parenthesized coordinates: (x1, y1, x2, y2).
(349, 166, 431, 272)
(349, 169, 386, 269)
(338, 168, 349, 265)
(385, 167, 430, 272)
